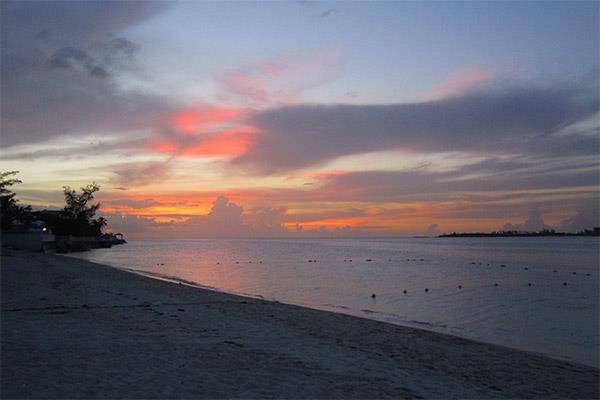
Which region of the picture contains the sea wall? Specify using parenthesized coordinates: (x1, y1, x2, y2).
(1, 233, 111, 253)
(1, 232, 55, 252)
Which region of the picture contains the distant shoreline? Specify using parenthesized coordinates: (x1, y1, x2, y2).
(439, 230, 600, 238)
(74, 234, 600, 241)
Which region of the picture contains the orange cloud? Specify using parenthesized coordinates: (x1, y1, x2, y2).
(101, 195, 213, 217)
(152, 142, 176, 153)
(182, 129, 258, 157)
(100, 186, 587, 237)
(171, 106, 248, 134)
(100, 192, 260, 218)
(150, 105, 256, 158)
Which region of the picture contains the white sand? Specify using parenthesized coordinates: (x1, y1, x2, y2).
(1, 250, 598, 399)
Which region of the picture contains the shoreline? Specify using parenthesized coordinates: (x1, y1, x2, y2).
(2, 250, 598, 399)
(65, 252, 594, 369)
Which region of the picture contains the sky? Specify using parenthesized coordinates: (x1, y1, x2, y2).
(1, 0, 598, 238)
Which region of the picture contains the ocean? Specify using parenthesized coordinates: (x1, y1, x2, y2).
(67, 237, 599, 367)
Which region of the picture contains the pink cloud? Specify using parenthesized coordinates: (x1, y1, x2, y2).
(221, 71, 270, 104)
(262, 62, 282, 77)
(171, 106, 248, 135)
(181, 129, 259, 157)
(426, 67, 495, 100)
(150, 128, 258, 158)
(142, 47, 348, 162)
(147, 105, 256, 159)
(218, 45, 348, 107)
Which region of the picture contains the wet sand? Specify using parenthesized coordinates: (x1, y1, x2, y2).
(1, 250, 598, 399)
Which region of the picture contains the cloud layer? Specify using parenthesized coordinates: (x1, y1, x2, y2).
(234, 79, 598, 174)
(2, 2, 598, 237)
(1, 1, 173, 147)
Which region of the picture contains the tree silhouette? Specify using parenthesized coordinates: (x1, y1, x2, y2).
(0, 171, 32, 230)
(55, 183, 106, 236)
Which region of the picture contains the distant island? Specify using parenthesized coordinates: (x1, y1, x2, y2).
(439, 228, 600, 237)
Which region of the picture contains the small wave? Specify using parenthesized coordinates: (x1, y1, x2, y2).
(323, 303, 350, 310)
(406, 320, 448, 329)
(121, 268, 221, 292)
(122, 268, 282, 303)
(358, 308, 449, 330)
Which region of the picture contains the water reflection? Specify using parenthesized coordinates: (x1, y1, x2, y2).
(68, 237, 600, 367)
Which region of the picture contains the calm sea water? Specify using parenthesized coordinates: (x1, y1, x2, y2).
(67, 237, 599, 367)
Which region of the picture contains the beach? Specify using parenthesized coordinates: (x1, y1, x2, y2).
(1, 250, 598, 399)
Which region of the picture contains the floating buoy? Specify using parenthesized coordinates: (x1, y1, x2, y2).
(371, 293, 376, 298)
(494, 283, 499, 287)
(425, 288, 429, 292)
(458, 285, 462, 289)
(528, 283, 532, 287)
(403, 290, 407, 294)
(563, 282, 568, 286)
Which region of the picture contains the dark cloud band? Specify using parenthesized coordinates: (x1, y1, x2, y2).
(234, 80, 599, 174)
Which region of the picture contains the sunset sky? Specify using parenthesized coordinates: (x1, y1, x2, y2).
(1, 1, 598, 237)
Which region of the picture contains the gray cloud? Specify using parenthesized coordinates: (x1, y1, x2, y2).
(1, 1, 173, 147)
(103, 213, 171, 235)
(101, 198, 162, 209)
(86, 64, 110, 79)
(234, 79, 599, 174)
(2, 1, 169, 43)
(284, 208, 366, 223)
(206, 196, 245, 235)
(122, 197, 291, 238)
(48, 47, 89, 69)
(108, 37, 139, 58)
(313, 160, 598, 203)
(0, 137, 150, 161)
(426, 224, 438, 236)
(320, 9, 337, 18)
(109, 161, 172, 188)
(47, 46, 111, 79)
(12, 189, 66, 206)
(502, 208, 554, 232)
(559, 199, 600, 232)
